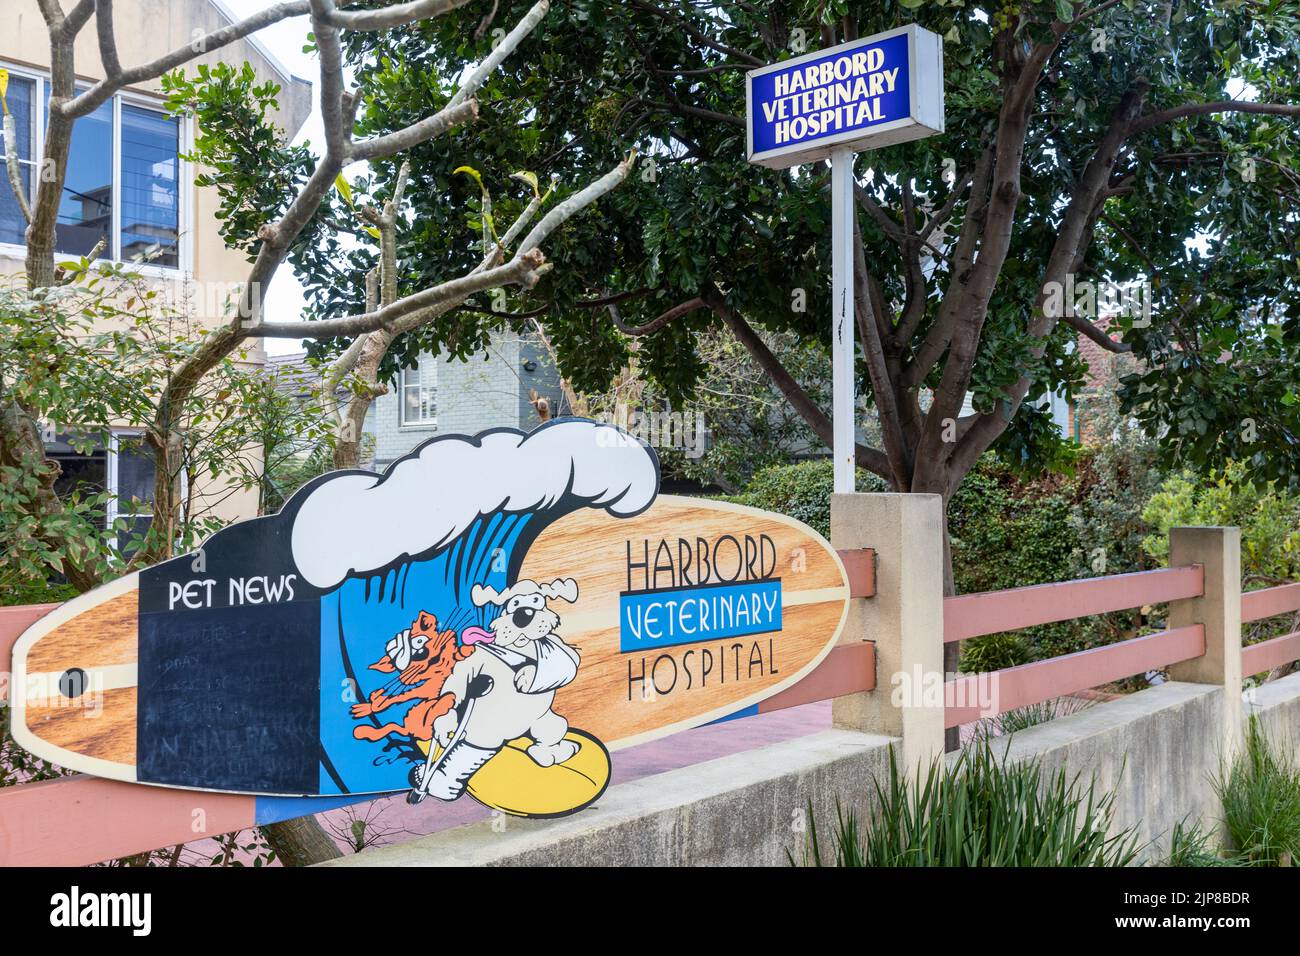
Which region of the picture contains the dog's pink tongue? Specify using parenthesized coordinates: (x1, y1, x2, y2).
(461, 625, 494, 646)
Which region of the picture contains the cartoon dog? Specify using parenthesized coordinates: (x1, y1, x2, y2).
(350, 610, 474, 743)
(419, 578, 582, 801)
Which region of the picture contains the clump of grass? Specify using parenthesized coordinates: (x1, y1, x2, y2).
(791, 739, 1141, 866)
(1165, 820, 1235, 867)
(972, 695, 1096, 740)
(1217, 717, 1300, 866)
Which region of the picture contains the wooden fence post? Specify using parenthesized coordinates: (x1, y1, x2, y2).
(1168, 526, 1243, 762)
(831, 493, 945, 773)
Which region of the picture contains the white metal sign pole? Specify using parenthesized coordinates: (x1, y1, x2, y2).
(830, 146, 856, 494)
(746, 25, 943, 493)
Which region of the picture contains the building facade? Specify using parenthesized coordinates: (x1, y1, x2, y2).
(367, 330, 565, 470)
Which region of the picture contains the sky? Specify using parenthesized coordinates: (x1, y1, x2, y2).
(221, 0, 325, 356)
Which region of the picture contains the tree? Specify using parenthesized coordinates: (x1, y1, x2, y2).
(0, 0, 629, 863)
(1, 0, 629, 581)
(327, 1, 1300, 711)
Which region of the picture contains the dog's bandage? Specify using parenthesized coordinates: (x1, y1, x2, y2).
(480, 638, 579, 694)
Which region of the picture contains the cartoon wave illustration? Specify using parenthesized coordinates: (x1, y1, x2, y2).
(294, 420, 660, 795)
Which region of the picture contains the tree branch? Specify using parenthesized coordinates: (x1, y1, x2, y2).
(62, 1, 314, 119)
(258, 250, 547, 338)
(2, 114, 31, 224)
(349, 99, 479, 161)
(518, 151, 637, 253)
(608, 297, 706, 336)
(325, 0, 475, 30)
(1065, 313, 1132, 353)
(706, 287, 893, 481)
(94, 0, 122, 77)
(449, 0, 551, 109)
(1130, 101, 1300, 137)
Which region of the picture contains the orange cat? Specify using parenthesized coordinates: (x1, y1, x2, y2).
(350, 611, 473, 743)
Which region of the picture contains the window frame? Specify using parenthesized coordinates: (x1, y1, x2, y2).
(0, 60, 192, 276)
(107, 425, 182, 552)
(399, 355, 439, 429)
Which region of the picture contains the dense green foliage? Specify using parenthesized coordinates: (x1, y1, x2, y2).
(1142, 461, 1300, 585)
(793, 739, 1141, 866)
(728, 460, 884, 538)
(304, 0, 1300, 496)
(1142, 460, 1300, 654)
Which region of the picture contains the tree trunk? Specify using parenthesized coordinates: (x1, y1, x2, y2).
(262, 816, 343, 866)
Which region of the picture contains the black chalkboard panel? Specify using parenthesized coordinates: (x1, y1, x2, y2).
(136, 599, 321, 793)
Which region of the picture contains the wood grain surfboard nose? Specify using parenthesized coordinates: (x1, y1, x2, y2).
(11, 575, 141, 782)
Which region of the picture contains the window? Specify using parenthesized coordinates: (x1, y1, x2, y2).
(120, 104, 180, 267)
(48, 430, 155, 552)
(0, 65, 185, 269)
(0, 73, 35, 246)
(56, 95, 113, 259)
(400, 356, 438, 427)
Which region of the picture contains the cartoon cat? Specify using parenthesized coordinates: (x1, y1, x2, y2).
(350, 611, 473, 743)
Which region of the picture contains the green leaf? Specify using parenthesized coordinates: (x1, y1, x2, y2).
(453, 164, 487, 196)
(511, 170, 540, 199)
(334, 173, 354, 208)
(0, 68, 8, 115)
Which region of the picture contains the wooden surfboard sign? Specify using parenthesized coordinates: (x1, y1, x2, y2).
(11, 419, 850, 818)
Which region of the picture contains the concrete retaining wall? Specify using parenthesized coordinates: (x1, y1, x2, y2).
(327, 729, 894, 867)
(330, 675, 1300, 866)
(991, 681, 1225, 858)
(1248, 671, 1300, 762)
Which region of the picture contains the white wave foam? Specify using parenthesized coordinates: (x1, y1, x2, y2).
(290, 420, 658, 589)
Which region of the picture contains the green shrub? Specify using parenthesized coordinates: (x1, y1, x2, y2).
(791, 739, 1142, 866)
(1142, 461, 1300, 584)
(960, 632, 1031, 673)
(726, 459, 882, 539)
(1, 578, 77, 608)
(1217, 717, 1300, 866)
(1, 706, 68, 787)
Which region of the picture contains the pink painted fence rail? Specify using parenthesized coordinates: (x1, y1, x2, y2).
(945, 625, 1205, 728)
(943, 565, 1205, 643)
(1241, 581, 1300, 676)
(944, 565, 1207, 726)
(946, 567, 1300, 727)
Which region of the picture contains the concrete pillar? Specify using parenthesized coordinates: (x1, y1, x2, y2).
(831, 493, 945, 773)
(1168, 526, 1242, 762)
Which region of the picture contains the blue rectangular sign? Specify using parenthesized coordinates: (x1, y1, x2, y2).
(746, 25, 944, 169)
(620, 579, 783, 652)
(750, 32, 910, 155)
